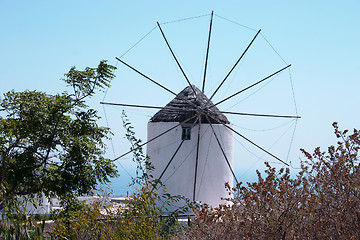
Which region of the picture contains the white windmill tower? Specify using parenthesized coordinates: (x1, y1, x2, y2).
(101, 11, 299, 213)
(147, 84, 234, 211)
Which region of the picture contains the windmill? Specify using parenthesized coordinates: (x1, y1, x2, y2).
(101, 12, 300, 212)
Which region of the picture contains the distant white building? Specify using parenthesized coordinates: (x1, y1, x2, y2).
(18, 194, 51, 215)
(21, 195, 125, 215)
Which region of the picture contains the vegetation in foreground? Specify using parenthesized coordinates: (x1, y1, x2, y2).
(0, 61, 118, 238)
(179, 122, 360, 239)
(51, 111, 192, 239)
(1, 61, 360, 239)
(50, 122, 360, 239)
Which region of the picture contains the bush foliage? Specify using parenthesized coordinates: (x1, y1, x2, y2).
(52, 111, 190, 239)
(0, 60, 118, 239)
(2, 60, 358, 240)
(53, 122, 360, 239)
(180, 122, 360, 239)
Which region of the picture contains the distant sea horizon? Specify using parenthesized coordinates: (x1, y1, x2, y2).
(104, 168, 259, 197)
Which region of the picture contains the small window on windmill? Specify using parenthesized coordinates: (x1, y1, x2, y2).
(182, 127, 191, 140)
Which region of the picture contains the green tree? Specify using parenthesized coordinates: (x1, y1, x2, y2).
(0, 60, 118, 212)
(52, 112, 190, 239)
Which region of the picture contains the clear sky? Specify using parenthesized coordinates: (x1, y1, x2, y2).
(1, 1, 359, 195)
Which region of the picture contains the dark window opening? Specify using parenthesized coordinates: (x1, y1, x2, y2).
(182, 127, 191, 140)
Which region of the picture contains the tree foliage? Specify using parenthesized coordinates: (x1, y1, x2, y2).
(0, 60, 118, 213)
(180, 122, 360, 239)
(52, 112, 190, 239)
(52, 187, 181, 240)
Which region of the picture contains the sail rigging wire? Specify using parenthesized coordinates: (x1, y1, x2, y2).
(145, 133, 182, 155)
(223, 71, 282, 111)
(286, 119, 298, 162)
(288, 69, 299, 116)
(232, 119, 297, 180)
(115, 57, 177, 96)
(207, 115, 239, 184)
(101, 102, 300, 119)
(231, 118, 296, 132)
(103, 104, 155, 123)
(119, 26, 158, 59)
(219, 59, 244, 102)
(102, 105, 133, 178)
(235, 119, 296, 182)
(232, 129, 263, 160)
(162, 140, 198, 185)
(207, 29, 262, 103)
(196, 126, 213, 198)
(160, 13, 211, 25)
(205, 14, 297, 124)
(222, 111, 300, 119)
(162, 124, 212, 185)
(193, 118, 202, 200)
(102, 60, 119, 102)
(111, 115, 197, 162)
(231, 126, 266, 180)
(264, 119, 297, 159)
(233, 120, 296, 158)
(213, 14, 257, 32)
(286, 68, 299, 162)
(114, 59, 204, 114)
(100, 60, 134, 178)
(157, 22, 197, 97)
(158, 140, 185, 179)
(260, 33, 288, 65)
(214, 64, 291, 107)
(100, 12, 300, 196)
(213, 13, 289, 67)
(207, 114, 289, 166)
(152, 114, 201, 186)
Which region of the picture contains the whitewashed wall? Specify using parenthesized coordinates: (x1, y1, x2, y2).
(147, 122, 233, 213)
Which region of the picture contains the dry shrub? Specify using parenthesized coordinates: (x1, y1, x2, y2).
(180, 122, 360, 239)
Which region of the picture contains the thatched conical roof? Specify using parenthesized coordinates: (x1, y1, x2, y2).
(150, 85, 229, 124)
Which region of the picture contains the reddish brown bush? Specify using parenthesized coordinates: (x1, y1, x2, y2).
(180, 123, 360, 239)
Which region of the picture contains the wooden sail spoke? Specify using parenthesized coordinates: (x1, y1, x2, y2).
(112, 114, 198, 162)
(202, 11, 214, 93)
(206, 115, 239, 184)
(157, 22, 197, 97)
(208, 29, 261, 103)
(115, 57, 177, 96)
(214, 64, 291, 107)
(207, 114, 289, 166)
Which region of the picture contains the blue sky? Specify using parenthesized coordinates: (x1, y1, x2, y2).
(1, 1, 359, 195)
